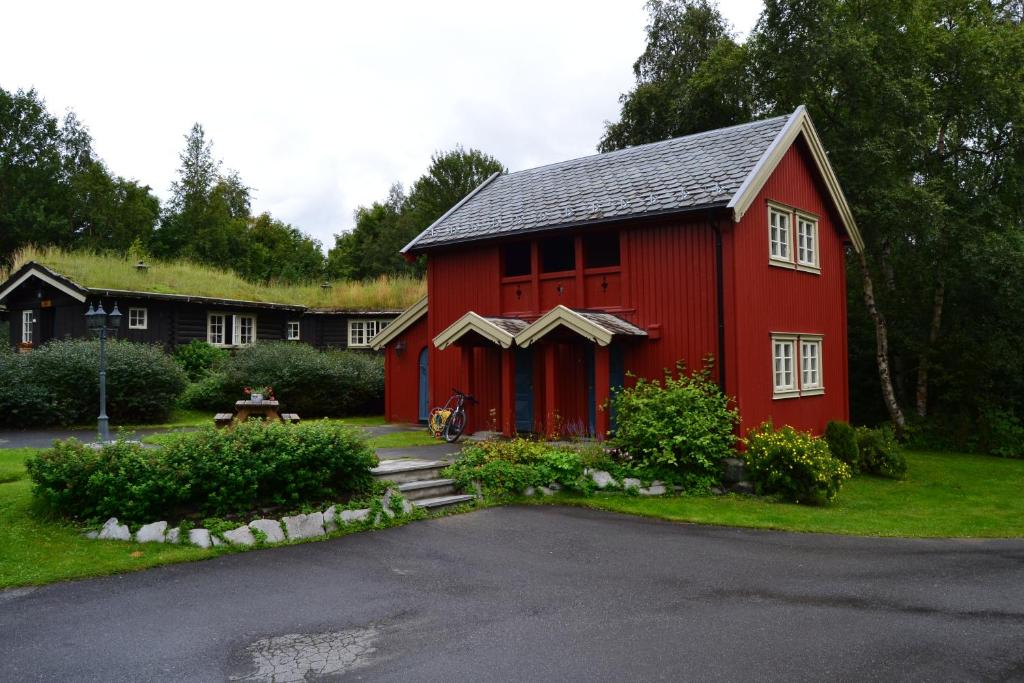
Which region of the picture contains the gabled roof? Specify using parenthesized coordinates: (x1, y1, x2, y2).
(0, 263, 88, 303)
(369, 296, 428, 350)
(433, 312, 528, 350)
(515, 306, 646, 348)
(403, 106, 863, 253)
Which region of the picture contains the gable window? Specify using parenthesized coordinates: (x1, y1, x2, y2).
(348, 319, 390, 348)
(769, 206, 791, 263)
(540, 235, 576, 273)
(583, 232, 620, 269)
(128, 307, 148, 330)
(21, 310, 33, 344)
(207, 314, 225, 346)
(772, 333, 825, 398)
(797, 214, 819, 270)
(287, 321, 300, 341)
(503, 242, 532, 277)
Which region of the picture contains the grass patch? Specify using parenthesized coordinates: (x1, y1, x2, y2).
(335, 416, 387, 426)
(367, 430, 439, 449)
(8, 246, 425, 310)
(540, 451, 1024, 538)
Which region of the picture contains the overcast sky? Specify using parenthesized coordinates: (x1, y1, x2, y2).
(2, 1, 763, 249)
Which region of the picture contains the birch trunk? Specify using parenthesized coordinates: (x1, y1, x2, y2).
(915, 279, 945, 418)
(856, 250, 907, 431)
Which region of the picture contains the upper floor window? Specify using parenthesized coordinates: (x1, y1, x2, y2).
(21, 310, 33, 344)
(583, 233, 620, 269)
(503, 242, 532, 277)
(773, 333, 824, 398)
(540, 236, 575, 273)
(287, 321, 300, 341)
(796, 215, 819, 270)
(128, 307, 148, 330)
(769, 206, 791, 263)
(349, 319, 389, 348)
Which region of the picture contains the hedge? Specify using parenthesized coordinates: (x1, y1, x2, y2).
(26, 420, 378, 523)
(0, 339, 187, 427)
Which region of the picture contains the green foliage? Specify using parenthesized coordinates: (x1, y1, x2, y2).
(609, 363, 737, 478)
(0, 339, 187, 427)
(855, 426, 908, 479)
(978, 408, 1024, 459)
(172, 340, 227, 381)
(824, 421, 860, 474)
(443, 439, 589, 500)
(25, 420, 377, 523)
(744, 424, 851, 505)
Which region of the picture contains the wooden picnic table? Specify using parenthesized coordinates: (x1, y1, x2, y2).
(214, 400, 300, 427)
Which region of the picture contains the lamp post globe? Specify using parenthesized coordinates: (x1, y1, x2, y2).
(85, 301, 118, 444)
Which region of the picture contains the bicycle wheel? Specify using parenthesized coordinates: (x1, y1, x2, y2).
(443, 410, 467, 443)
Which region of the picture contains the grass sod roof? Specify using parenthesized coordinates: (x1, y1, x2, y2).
(4, 247, 425, 311)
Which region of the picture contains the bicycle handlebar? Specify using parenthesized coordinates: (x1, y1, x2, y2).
(451, 388, 478, 404)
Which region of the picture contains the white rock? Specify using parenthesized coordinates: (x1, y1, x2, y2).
(97, 517, 131, 541)
(249, 518, 286, 543)
(83, 530, 99, 540)
(323, 506, 339, 533)
(135, 521, 167, 543)
(548, 483, 562, 491)
(639, 481, 667, 496)
(341, 508, 370, 524)
(380, 489, 398, 518)
(540, 486, 556, 496)
(590, 470, 617, 489)
(189, 528, 212, 548)
(622, 478, 641, 491)
(523, 486, 536, 497)
(401, 498, 414, 514)
(223, 525, 256, 546)
(166, 528, 180, 544)
(212, 536, 223, 547)
(282, 512, 325, 540)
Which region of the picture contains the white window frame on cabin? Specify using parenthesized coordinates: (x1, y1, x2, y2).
(768, 204, 793, 266)
(348, 319, 390, 348)
(233, 314, 256, 346)
(21, 310, 33, 344)
(128, 307, 148, 330)
(796, 212, 820, 272)
(772, 333, 825, 399)
(207, 313, 226, 346)
(287, 320, 300, 341)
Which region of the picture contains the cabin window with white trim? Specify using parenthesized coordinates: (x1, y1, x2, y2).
(207, 314, 225, 346)
(235, 315, 255, 346)
(128, 307, 148, 330)
(797, 215, 819, 269)
(773, 334, 825, 398)
(287, 321, 300, 341)
(769, 207, 791, 262)
(348, 319, 389, 347)
(21, 310, 33, 344)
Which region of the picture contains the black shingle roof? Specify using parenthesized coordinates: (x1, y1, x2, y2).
(404, 113, 792, 252)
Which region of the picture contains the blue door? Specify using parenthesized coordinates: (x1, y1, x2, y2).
(584, 346, 596, 437)
(514, 348, 534, 432)
(418, 347, 429, 422)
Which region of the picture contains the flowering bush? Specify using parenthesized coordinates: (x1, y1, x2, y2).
(244, 385, 275, 400)
(744, 423, 851, 504)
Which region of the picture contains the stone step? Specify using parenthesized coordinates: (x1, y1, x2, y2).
(398, 478, 458, 501)
(372, 459, 451, 484)
(413, 494, 477, 510)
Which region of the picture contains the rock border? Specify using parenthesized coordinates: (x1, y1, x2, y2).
(83, 487, 416, 548)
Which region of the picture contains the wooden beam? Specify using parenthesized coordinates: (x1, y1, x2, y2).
(500, 348, 515, 436)
(461, 344, 475, 433)
(544, 342, 558, 438)
(594, 345, 611, 440)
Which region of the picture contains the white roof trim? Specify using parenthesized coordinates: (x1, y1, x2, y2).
(401, 172, 502, 254)
(369, 296, 427, 350)
(0, 265, 87, 303)
(515, 305, 614, 348)
(727, 106, 865, 253)
(433, 311, 518, 350)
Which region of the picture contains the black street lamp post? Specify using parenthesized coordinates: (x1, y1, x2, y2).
(85, 301, 122, 443)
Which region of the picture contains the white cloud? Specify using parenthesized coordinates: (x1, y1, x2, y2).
(1, 0, 763, 248)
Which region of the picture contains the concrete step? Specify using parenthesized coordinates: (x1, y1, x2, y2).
(413, 494, 477, 510)
(372, 459, 451, 484)
(398, 478, 458, 501)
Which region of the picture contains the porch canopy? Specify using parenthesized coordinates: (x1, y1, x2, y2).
(514, 305, 646, 348)
(433, 311, 528, 350)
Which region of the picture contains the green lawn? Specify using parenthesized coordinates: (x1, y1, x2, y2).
(0, 449, 213, 589)
(75, 407, 214, 432)
(542, 451, 1024, 538)
(367, 430, 439, 448)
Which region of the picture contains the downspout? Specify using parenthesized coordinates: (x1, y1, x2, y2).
(710, 209, 727, 393)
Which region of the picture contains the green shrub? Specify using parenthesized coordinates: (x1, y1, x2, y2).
(0, 339, 187, 427)
(173, 340, 228, 381)
(25, 420, 378, 523)
(977, 408, 1024, 458)
(744, 423, 851, 504)
(824, 420, 860, 474)
(856, 426, 908, 478)
(179, 372, 233, 411)
(443, 438, 588, 499)
(609, 363, 738, 480)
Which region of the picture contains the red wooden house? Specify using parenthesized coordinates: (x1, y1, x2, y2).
(371, 106, 864, 438)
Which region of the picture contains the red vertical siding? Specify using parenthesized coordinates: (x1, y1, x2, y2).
(383, 313, 429, 424)
(727, 138, 850, 435)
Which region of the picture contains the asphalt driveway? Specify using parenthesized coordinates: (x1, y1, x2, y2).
(1, 506, 1022, 681)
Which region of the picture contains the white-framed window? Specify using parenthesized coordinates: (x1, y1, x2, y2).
(348, 319, 390, 348)
(234, 315, 255, 346)
(796, 214, 819, 270)
(128, 307, 148, 330)
(21, 310, 33, 344)
(772, 333, 825, 398)
(207, 313, 225, 346)
(769, 206, 791, 263)
(287, 321, 300, 341)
